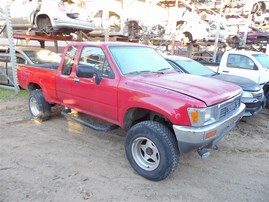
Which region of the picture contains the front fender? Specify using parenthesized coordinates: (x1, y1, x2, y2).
(117, 85, 206, 128)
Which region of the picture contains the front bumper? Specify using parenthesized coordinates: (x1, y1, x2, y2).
(173, 103, 245, 153)
(242, 95, 266, 116)
(51, 16, 95, 32)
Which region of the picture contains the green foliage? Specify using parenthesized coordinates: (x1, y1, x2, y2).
(0, 89, 28, 100)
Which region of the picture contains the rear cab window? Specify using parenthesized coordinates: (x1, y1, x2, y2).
(227, 54, 257, 70)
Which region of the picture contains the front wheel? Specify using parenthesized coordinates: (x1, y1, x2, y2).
(29, 89, 51, 121)
(125, 121, 179, 181)
(265, 92, 269, 108)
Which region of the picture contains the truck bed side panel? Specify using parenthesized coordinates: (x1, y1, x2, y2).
(17, 65, 58, 103)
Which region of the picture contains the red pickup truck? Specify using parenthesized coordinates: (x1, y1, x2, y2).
(17, 42, 245, 181)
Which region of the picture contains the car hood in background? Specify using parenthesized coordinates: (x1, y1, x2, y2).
(210, 73, 261, 92)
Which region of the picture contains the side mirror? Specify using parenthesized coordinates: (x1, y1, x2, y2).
(76, 64, 102, 85)
(76, 65, 95, 78)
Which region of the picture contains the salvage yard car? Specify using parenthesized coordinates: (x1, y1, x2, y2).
(203, 50, 269, 108)
(0, 46, 61, 86)
(17, 42, 245, 181)
(166, 55, 266, 116)
(0, 0, 95, 35)
(243, 26, 269, 45)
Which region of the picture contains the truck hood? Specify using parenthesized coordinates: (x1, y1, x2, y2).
(210, 73, 260, 92)
(133, 73, 241, 106)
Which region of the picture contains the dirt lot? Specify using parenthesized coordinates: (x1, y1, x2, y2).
(0, 94, 268, 202)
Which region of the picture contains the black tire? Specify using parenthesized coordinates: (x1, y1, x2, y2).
(265, 92, 269, 108)
(125, 121, 179, 181)
(29, 89, 51, 121)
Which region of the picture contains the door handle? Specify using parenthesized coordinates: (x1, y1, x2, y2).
(73, 78, 80, 83)
(222, 70, 229, 73)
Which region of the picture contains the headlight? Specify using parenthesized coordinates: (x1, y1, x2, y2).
(188, 106, 218, 127)
(242, 91, 254, 98)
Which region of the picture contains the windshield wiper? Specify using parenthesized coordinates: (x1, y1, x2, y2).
(125, 70, 165, 75)
(157, 68, 172, 72)
(211, 72, 219, 76)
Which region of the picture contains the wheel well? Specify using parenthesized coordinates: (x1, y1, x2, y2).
(123, 108, 173, 132)
(183, 31, 194, 43)
(263, 83, 269, 95)
(252, 2, 266, 14)
(35, 14, 51, 28)
(28, 83, 41, 91)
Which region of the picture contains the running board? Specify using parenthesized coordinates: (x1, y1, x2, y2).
(61, 109, 119, 132)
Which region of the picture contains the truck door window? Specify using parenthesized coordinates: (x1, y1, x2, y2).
(78, 46, 114, 79)
(227, 54, 256, 70)
(62, 45, 77, 75)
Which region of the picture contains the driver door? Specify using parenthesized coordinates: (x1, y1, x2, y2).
(71, 46, 119, 122)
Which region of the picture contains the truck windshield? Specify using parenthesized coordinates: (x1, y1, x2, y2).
(252, 53, 269, 69)
(109, 46, 174, 75)
(171, 58, 215, 76)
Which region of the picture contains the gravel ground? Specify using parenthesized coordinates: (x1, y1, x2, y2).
(0, 95, 268, 202)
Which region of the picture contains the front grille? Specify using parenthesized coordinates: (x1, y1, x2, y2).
(219, 95, 241, 120)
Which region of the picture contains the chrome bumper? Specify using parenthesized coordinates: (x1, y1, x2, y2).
(173, 103, 245, 153)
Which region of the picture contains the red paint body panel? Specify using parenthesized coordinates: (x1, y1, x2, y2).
(17, 65, 58, 103)
(17, 42, 242, 128)
(127, 73, 241, 106)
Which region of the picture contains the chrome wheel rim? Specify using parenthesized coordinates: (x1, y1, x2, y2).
(131, 137, 160, 171)
(29, 97, 39, 117)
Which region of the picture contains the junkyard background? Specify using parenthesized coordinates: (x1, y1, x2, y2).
(1, 0, 269, 55)
(1, 0, 269, 201)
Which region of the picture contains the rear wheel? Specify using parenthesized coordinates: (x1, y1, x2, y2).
(125, 121, 179, 181)
(29, 89, 51, 121)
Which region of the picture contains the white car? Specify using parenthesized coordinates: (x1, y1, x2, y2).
(0, 46, 61, 86)
(1, 0, 95, 35)
(85, 0, 166, 42)
(163, 8, 210, 43)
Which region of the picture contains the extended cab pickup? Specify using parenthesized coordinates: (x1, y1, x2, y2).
(204, 50, 269, 108)
(17, 42, 245, 181)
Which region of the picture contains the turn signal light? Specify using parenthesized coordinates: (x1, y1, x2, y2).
(190, 111, 199, 123)
(205, 131, 217, 139)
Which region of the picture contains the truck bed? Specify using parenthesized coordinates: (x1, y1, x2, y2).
(26, 63, 59, 70)
(17, 64, 58, 103)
